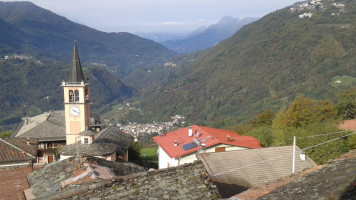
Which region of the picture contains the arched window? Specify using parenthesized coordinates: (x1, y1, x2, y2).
(74, 90, 79, 101)
(69, 90, 74, 102)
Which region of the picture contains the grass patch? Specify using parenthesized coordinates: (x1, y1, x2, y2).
(329, 75, 356, 88)
(141, 146, 158, 161)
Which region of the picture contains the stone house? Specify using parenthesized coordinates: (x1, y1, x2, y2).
(11, 111, 66, 164)
(59, 126, 134, 161)
(0, 138, 38, 168)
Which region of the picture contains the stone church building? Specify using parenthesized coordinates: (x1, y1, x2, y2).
(11, 43, 133, 165)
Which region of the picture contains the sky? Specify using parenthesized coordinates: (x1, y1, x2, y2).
(5, 0, 299, 33)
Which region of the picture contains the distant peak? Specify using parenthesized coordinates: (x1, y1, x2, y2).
(218, 16, 235, 23)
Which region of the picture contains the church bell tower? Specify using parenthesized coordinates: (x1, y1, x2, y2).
(62, 42, 90, 145)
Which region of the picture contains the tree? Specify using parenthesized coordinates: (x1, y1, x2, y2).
(128, 141, 142, 165)
(336, 88, 356, 120)
(246, 126, 274, 147)
(249, 110, 276, 127)
(273, 96, 337, 128)
(0, 131, 12, 138)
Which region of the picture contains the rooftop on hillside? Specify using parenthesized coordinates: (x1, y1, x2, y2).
(153, 125, 261, 158)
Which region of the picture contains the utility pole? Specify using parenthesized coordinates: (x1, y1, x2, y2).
(292, 136, 296, 174)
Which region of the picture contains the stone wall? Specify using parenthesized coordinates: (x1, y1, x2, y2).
(69, 161, 221, 200)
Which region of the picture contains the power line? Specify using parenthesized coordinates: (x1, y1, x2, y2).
(297, 130, 353, 139)
(302, 132, 356, 151)
(272, 129, 354, 147)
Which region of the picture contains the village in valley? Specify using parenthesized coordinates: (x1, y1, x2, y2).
(1, 0, 356, 199)
(109, 111, 186, 137)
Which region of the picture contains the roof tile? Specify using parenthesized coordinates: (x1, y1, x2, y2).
(0, 138, 38, 163)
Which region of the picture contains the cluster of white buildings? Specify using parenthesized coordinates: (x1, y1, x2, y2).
(164, 62, 177, 67)
(290, 0, 347, 19)
(117, 115, 186, 137)
(289, 0, 324, 13)
(2, 54, 32, 60)
(299, 12, 313, 18)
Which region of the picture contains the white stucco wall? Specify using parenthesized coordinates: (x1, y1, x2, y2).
(158, 144, 248, 169)
(158, 146, 178, 169)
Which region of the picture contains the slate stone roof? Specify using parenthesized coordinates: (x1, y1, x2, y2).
(12, 111, 102, 142)
(67, 161, 221, 200)
(153, 125, 261, 158)
(0, 138, 38, 164)
(258, 150, 356, 200)
(196, 146, 316, 198)
(12, 111, 66, 142)
(59, 143, 119, 157)
(59, 126, 134, 157)
(25, 156, 145, 200)
(79, 130, 96, 136)
(94, 126, 134, 156)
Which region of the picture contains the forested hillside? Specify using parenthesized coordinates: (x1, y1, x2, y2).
(0, 58, 134, 131)
(137, 0, 356, 126)
(0, 2, 176, 78)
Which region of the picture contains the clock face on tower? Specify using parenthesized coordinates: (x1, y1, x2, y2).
(69, 106, 80, 116)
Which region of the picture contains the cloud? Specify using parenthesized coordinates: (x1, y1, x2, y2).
(161, 21, 184, 26)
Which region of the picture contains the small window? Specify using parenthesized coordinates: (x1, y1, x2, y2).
(84, 138, 89, 144)
(69, 90, 74, 102)
(74, 90, 79, 101)
(215, 147, 226, 152)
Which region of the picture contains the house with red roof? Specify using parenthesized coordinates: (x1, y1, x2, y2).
(153, 125, 262, 169)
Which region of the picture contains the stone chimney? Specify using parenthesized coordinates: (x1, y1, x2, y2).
(24, 117, 29, 125)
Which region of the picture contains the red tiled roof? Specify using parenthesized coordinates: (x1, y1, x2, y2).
(153, 125, 261, 158)
(338, 119, 356, 130)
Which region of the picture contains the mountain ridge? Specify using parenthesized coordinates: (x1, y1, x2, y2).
(161, 16, 258, 53)
(0, 1, 176, 78)
(136, 0, 356, 126)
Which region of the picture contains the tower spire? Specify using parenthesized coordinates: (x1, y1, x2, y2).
(69, 42, 85, 83)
